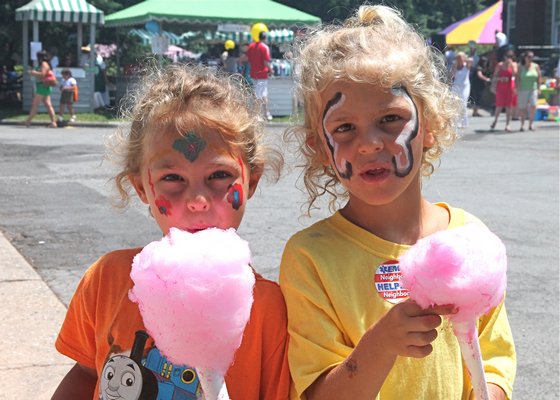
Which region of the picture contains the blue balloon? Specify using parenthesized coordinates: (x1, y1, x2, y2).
(145, 20, 161, 34)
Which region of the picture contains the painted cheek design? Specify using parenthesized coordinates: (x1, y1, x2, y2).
(147, 169, 156, 196)
(237, 156, 245, 183)
(322, 92, 353, 180)
(155, 195, 173, 216)
(172, 132, 206, 162)
(227, 183, 244, 210)
(390, 86, 419, 178)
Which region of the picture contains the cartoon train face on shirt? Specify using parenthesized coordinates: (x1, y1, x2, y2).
(99, 330, 202, 400)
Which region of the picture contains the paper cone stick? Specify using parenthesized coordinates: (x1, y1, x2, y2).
(453, 320, 489, 400)
(198, 368, 230, 400)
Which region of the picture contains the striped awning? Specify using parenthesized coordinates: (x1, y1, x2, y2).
(205, 29, 294, 44)
(16, 0, 105, 25)
(128, 29, 182, 45)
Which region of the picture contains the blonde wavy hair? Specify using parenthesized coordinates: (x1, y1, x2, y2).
(107, 62, 282, 208)
(286, 4, 463, 213)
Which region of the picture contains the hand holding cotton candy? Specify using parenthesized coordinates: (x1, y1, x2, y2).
(399, 224, 507, 400)
(129, 227, 256, 400)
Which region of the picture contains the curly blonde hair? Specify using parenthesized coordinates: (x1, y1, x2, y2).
(286, 4, 463, 213)
(107, 62, 282, 208)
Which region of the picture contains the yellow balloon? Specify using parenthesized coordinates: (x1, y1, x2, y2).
(224, 40, 235, 50)
(251, 22, 269, 42)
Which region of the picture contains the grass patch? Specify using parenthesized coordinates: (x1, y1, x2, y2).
(0, 105, 121, 123)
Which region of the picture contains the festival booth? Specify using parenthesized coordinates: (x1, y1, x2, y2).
(104, 0, 320, 116)
(15, 0, 105, 112)
(439, 1, 503, 46)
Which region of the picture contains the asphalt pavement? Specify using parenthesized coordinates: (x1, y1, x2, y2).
(0, 111, 558, 399)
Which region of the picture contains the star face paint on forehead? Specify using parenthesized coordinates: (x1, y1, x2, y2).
(172, 131, 206, 162)
(390, 86, 419, 178)
(322, 92, 353, 180)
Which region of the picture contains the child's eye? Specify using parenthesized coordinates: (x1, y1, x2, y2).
(333, 123, 354, 133)
(162, 174, 182, 182)
(209, 170, 232, 180)
(381, 114, 402, 123)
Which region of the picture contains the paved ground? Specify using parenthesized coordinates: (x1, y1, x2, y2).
(0, 112, 558, 399)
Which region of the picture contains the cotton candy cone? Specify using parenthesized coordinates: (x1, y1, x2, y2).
(399, 224, 507, 398)
(198, 368, 230, 400)
(129, 227, 255, 375)
(453, 320, 489, 400)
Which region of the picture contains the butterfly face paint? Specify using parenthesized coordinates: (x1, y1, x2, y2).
(172, 131, 207, 162)
(390, 86, 419, 178)
(322, 92, 353, 180)
(227, 156, 245, 210)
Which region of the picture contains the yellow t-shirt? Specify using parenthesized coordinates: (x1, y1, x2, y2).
(280, 204, 516, 400)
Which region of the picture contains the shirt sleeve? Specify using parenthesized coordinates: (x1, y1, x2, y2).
(256, 280, 291, 400)
(55, 262, 100, 369)
(478, 296, 516, 399)
(279, 238, 348, 399)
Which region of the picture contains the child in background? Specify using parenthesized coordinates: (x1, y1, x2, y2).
(279, 4, 516, 400)
(53, 64, 290, 399)
(58, 69, 77, 123)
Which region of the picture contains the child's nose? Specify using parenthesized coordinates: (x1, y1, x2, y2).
(358, 129, 384, 154)
(186, 195, 209, 212)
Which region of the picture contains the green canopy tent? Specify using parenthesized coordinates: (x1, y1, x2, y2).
(104, 0, 321, 28)
(15, 0, 105, 112)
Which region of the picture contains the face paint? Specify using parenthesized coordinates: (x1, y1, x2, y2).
(237, 156, 245, 183)
(155, 194, 172, 216)
(172, 131, 206, 162)
(322, 92, 353, 179)
(390, 86, 419, 177)
(227, 183, 243, 210)
(147, 169, 156, 196)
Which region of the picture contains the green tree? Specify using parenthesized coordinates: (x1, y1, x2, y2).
(276, 0, 496, 37)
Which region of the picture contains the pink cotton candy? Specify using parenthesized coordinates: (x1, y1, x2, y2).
(399, 224, 507, 323)
(129, 227, 255, 375)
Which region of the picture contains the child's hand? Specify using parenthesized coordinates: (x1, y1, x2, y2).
(468, 383, 507, 400)
(373, 299, 456, 358)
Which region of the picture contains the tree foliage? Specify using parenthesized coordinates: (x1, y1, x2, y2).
(276, 0, 497, 37)
(2, 0, 498, 66)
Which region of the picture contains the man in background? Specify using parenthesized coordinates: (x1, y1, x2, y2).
(247, 31, 272, 121)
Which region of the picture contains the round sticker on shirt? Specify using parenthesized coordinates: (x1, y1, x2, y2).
(374, 260, 409, 304)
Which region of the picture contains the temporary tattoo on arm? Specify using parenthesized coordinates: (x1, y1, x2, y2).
(227, 183, 243, 210)
(345, 358, 358, 379)
(155, 195, 172, 216)
(322, 92, 353, 179)
(172, 132, 206, 162)
(390, 86, 419, 177)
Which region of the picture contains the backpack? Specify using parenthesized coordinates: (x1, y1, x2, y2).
(73, 84, 79, 102)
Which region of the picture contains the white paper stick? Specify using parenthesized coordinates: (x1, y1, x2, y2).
(453, 320, 489, 400)
(198, 368, 230, 400)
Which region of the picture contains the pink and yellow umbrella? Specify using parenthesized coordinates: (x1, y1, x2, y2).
(439, 1, 503, 45)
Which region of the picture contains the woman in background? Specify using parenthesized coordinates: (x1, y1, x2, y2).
(516, 51, 541, 131)
(24, 50, 57, 128)
(490, 50, 518, 132)
(470, 56, 492, 117)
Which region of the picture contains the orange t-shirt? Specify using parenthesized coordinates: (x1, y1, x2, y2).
(55, 248, 290, 399)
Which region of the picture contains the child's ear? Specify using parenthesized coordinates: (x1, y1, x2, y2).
(308, 131, 331, 167)
(129, 174, 149, 204)
(423, 129, 436, 148)
(247, 169, 262, 199)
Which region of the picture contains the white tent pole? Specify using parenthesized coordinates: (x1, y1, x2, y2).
(23, 19, 29, 70)
(77, 22, 83, 65)
(32, 20, 39, 67)
(90, 23, 96, 67)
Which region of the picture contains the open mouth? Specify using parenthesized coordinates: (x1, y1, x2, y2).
(361, 168, 390, 180)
